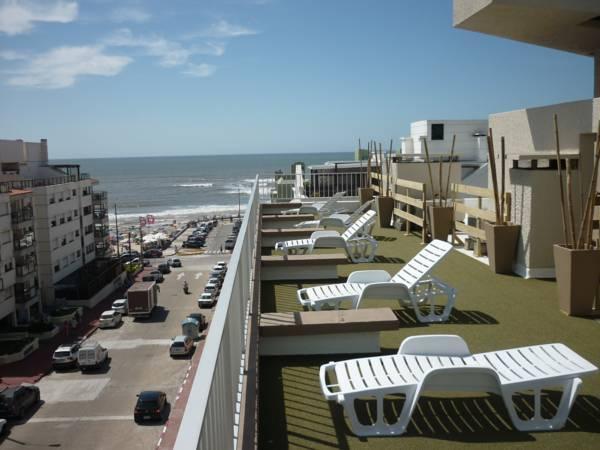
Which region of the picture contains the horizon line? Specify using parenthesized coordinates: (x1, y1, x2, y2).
(50, 150, 354, 161)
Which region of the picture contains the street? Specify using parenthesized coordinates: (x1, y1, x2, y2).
(0, 221, 234, 450)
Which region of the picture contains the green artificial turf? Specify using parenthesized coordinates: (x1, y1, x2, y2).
(258, 226, 600, 449)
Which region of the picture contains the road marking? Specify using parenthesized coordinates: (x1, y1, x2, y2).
(102, 338, 172, 350)
(177, 273, 184, 280)
(37, 378, 110, 403)
(194, 272, 203, 279)
(28, 415, 132, 423)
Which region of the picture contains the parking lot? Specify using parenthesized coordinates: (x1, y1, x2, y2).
(0, 221, 234, 450)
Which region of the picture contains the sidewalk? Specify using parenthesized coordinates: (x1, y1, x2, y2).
(0, 284, 131, 388)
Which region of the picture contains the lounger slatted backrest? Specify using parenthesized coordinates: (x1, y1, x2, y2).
(345, 200, 374, 224)
(341, 210, 376, 241)
(391, 240, 453, 289)
(318, 191, 346, 214)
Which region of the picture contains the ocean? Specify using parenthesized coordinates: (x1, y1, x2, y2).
(51, 152, 353, 225)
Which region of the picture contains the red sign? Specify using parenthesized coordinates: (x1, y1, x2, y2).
(139, 216, 147, 226)
(146, 215, 155, 225)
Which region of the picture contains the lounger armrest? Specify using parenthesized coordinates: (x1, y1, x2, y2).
(319, 216, 348, 228)
(353, 282, 411, 309)
(310, 230, 341, 239)
(347, 270, 392, 284)
(398, 335, 472, 357)
(319, 362, 340, 401)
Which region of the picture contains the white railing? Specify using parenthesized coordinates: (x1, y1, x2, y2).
(174, 176, 259, 450)
(269, 170, 369, 202)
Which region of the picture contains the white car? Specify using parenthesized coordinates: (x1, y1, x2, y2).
(215, 261, 227, 269)
(112, 298, 128, 314)
(98, 310, 122, 329)
(210, 265, 226, 279)
(169, 335, 194, 356)
(197, 292, 215, 308)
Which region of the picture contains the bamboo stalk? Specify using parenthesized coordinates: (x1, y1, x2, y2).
(500, 137, 506, 225)
(387, 139, 393, 197)
(438, 150, 443, 206)
(566, 156, 576, 247)
(487, 129, 502, 224)
(444, 134, 456, 207)
(422, 137, 436, 207)
(553, 114, 569, 245)
(578, 119, 600, 248)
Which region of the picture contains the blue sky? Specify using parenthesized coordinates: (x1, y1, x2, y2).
(0, 0, 594, 158)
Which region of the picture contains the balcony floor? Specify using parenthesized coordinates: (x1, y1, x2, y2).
(258, 226, 600, 449)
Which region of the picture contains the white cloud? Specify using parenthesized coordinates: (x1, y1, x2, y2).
(0, 49, 26, 60)
(105, 28, 190, 67)
(0, 0, 78, 36)
(183, 63, 216, 78)
(105, 28, 223, 67)
(6, 45, 131, 88)
(189, 19, 258, 39)
(110, 6, 150, 23)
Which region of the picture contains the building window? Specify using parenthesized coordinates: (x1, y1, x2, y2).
(74, 210, 78, 217)
(49, 195, 55, 204)
(67, 216, 72, 222)
(77, 250, 81, 258)
(5, 262, 13, 272)
(60, 216, 65, 224)
(75, 230, 80, 237)
(431, 123, 444, 141)
(54, 264, 60, 273)
(72, 189, 77, 196)
(52, 238, 59, 250)
(51, 218, 57, 227)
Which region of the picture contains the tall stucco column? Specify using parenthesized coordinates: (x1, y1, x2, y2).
(595, 50, 600, 98)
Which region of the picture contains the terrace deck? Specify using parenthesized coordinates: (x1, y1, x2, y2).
(258, 225, 600, 449)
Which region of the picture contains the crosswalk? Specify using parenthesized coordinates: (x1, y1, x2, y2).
(204, 250, 230, 255)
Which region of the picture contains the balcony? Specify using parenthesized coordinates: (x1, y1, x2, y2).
(11, 206, 33, 224)
(92, 191, 107, 202)
(15, 286, 38, 303)
(16, 263, 36, 278)
(83, 207, 92, 216)
(94, 227, 109, 239)
(93, 209, 108, 220)
(14, 235, 34, 250)
(173, 177, 600, 450)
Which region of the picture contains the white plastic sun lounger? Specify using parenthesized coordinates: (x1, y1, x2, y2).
(297, 240, 455, 322)
(294, 200, 375, 229)
(282, 191, 346, 216)
(320, 334, 598, 437)
(274, 210, 378, 263)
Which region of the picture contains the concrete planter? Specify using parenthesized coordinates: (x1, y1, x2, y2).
(484, 222, 521, 274)
(359, 188, 374, 205)
(0, 338, 39, 365)
(428, 206, 454, 242)
(375, 196, 394, 228)
(553, 245, 600, 316)
(30, 325, 60, 341)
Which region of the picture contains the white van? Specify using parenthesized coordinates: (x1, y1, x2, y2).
(77, 340, 108, 372)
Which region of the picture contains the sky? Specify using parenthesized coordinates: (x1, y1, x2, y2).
(0, 0, 594, 159)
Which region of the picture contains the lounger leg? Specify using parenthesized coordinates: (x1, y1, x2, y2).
(411, 281, 456, 323)
(501, 378, 582, 431)
(341, 386, 420, 436)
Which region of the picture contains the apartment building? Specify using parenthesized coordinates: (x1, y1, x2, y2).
(0, 184, 16, 328)
(0, 139, 99, 307)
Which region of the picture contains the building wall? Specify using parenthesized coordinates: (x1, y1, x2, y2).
(0, 191, 16, 324)
(407, 120, 488, 161)
(0, 139, 48, 168)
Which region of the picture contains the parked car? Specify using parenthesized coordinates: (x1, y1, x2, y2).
(187, 313, 207, 331)
(157, 263, 171, 274)
(169, 335, 194, 356)
(210, 265, 226, 279)
(142, 270, 164, 283)
(52, 341, 81, 370)
(112, 298, 128, 314)
(134, 391, 168, 423)
(224, 238, 235, 250)
(98, 310, 122, 329)
(77, 340, 108, 371)
(184, 241, 204, 249)
(197, 292, 215, 308)
(167, 258, 182, 268)
(207, 277, 222, 289)
(142, 259, 151, 267)
(0, 385, 40, 419)
(215, 261, 228, 270)
(143, 249, 163, 258)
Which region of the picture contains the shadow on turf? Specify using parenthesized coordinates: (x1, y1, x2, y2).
(391, 306, 498, 328)
(258, 356, 600, 449)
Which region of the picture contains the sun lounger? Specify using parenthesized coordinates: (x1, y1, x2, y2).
(320, 334, 598, 436)
(274, 210, 377, 263)
(282, 191, 346, 216)
(297, 240, 455, 322)
(294, 200, 375, 229)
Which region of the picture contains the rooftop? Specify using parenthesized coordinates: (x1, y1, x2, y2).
(258, 225, 600, 449)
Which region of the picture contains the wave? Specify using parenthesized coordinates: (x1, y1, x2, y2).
(109, 204, 245, 221)
(175, 183, 214, 188)
(243, 177, 275, 186)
